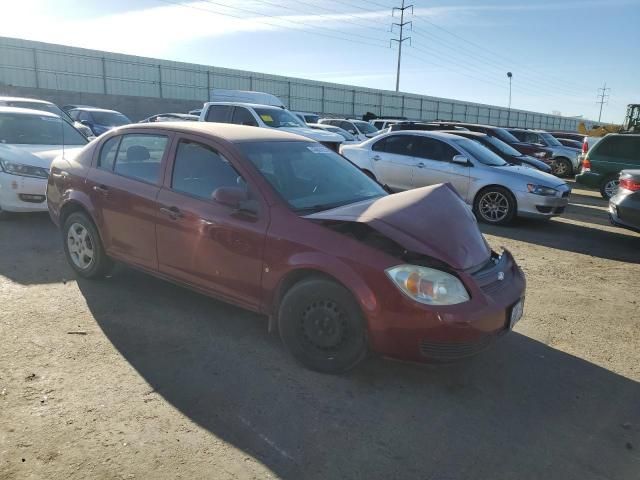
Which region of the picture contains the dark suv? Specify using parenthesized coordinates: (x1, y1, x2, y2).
(576, 134, 640, 199)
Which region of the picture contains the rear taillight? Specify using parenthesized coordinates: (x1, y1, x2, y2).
(582, 139, 588, 154)
(582, 157, 591, 171)
(620, 177, 640, 192)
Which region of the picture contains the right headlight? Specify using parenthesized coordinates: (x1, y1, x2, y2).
(0, 159, 50, 179)
(385, 265, 470, 306)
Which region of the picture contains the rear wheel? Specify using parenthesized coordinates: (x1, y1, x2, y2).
(600, 176, 619, 200)
(62, 212, 112, 279)
(0, 205, 10, 221)
(552, 157, 573, 177)
(278, 278, 367, 373)
(474, 187, 517, 225)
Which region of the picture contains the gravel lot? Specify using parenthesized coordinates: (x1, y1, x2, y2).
(1, 181, 639, 480)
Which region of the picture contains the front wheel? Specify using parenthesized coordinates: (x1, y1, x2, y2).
(62, 212, 112, 279)
(474, 187, 517, 225)
(278, 278, 367, 373)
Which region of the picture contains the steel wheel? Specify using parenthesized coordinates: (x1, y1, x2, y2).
(300, 300, 348, 353)
(478, 191, 510, 223)
(67, 222, 95, 270)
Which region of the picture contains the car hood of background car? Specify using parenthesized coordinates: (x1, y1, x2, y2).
(305, 183, 490, 271)
(0, 144, 83, 169)
(277, 127, 344, 143)
(494, 164, 567, 188)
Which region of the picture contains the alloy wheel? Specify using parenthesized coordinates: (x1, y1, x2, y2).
(553, 160, 568, 176)
(604, 179, 619, 199)
(67, 222, 95, 270)
(478, 191, 509, 223)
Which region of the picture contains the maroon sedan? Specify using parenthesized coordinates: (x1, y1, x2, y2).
(47, 123, 526, 373)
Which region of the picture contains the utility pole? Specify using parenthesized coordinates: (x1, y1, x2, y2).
(596, 82, 610, 123)
(391, 0, 413, 92)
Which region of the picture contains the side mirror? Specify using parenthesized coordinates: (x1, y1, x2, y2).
(452, 154, 471, 166)
(212, 186, 258, 215)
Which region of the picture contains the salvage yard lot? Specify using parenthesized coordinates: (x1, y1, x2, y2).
(1, 181, 638, 480)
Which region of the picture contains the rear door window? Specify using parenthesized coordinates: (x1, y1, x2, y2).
(171, 140, 242, 200)
(113, 134, 168, 184)
(416, 137, 459, 161)
(205, 105, 232, 123)
(231, 107, 258, 127)
(596, 136, 640, 163)
(372, 135, 417, 156)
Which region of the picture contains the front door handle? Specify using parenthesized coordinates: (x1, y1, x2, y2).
(93, 184, 109, 195)
(372, 155, 381, 161)
(416, 162, 425, 168)
(160, 206, 183, 219)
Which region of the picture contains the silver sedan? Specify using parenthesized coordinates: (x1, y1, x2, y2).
(340, 131, 571, 225)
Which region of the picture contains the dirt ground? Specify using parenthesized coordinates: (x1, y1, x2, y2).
(1, 181, 639, 480)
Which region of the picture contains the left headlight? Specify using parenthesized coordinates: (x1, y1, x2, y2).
(527, 184, 557, 196)
(0, 159, 50, 179)
(385, 265, 470, 306)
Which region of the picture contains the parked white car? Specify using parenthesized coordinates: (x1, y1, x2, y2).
(0, 107, 86, 218)
(199, 102, 344, 150)
(341, 130, 571, 225)
(293, 112, 320, 125)
(318, 118, 380, 142)
(307, 123, 359, 144)
(0, 96, 94, 139)
(370, 119, 404, 130)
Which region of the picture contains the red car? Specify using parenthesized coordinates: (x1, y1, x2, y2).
(47, 123, 526, 373)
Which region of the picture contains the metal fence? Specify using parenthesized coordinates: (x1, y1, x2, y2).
(0, 36, 584, 131)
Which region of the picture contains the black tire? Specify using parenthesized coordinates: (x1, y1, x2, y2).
(599, 175, 619, 200)
(278, 278, 367, 373)
(0, 205, 11, 221)
(552, 157, 573, 177)
(473, 186, 517, 225)
(62, 211, 112, 279)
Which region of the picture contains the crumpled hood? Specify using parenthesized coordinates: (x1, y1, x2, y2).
(0, 144, 82, 168)
(277, 126, 343, 143)
(306, 184, 491, 270)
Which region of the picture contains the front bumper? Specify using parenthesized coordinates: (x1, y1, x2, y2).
(515, 190, 570, 218)
(367, 250, 526, 363)
(609, 195, 640, 233)
(0, 172, 48, 213)
(575, 171, 602, 189)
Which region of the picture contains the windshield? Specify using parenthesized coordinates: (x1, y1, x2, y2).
(492, 128, 520, 144)
(540, 132, 563, 147)
(239, 141, 386, 212)
(453, 137, 508, 166)
(483, 135, 523, 156)
(91, 111, 130, 126)
(353, 120, 378, 135)
(254, 108, 305, 128)
(6, 100, 74, 123)
(0, 112, 88, 146)
(325, 126, 356, 141)
(304, 114, 320, 124)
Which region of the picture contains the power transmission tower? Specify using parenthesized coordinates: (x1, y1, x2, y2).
(391, 0, 413, 92)
(596, 82, 610, 123)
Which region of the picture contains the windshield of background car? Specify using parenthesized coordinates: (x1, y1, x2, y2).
(239, 141, 387, 212)
(304, 114, 320, 124)
(7, 100, 75, 123)
(452, 137, 508, 166)
(91, 111, 130, 126)
(0, 112, 88, 146)
(353, 121, 378, 135)
(484, 135, 523, 156)
(492, 128, 520, 144)
(326, 126, 356, 141)
(540, 132, 563, 147)
(254, 108, 305, 128)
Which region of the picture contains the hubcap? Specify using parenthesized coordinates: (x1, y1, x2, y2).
(604, 180, 619, 198)
(300, 300, 347, 352)
(554, 160, 568, 176)
(67, 223, 95, 270)
(479, 191, 509, 222)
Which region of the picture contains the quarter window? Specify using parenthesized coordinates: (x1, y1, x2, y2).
(98, 136, 121, 170)
(171, 140, 243, 200)
(113, 134, 168, 184)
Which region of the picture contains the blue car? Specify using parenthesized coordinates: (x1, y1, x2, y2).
(67, 107, 131, 136)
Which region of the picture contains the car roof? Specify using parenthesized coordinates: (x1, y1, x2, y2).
(0, 96, 54, 105)
(110, 122, 312, 143)
(0, 106, 59, 117)
(385, 130, 466, 140)
(440, 130, 486, 137)
(203, 102, 285, 110)
(70, 107, 122, 113)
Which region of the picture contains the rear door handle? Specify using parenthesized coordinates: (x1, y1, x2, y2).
(372, 155, 381, 161)
(416, 162, 425, 168)
(160, 206, 183, 219)
(93, 184, 109, 195)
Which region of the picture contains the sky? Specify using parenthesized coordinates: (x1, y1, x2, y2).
(1, 0, 637, 123)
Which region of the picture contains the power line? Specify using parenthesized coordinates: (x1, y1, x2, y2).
(596, 82, 611, 122)
(391, 0, 413, 92)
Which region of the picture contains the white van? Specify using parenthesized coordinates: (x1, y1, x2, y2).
(199, 102, 344, 151)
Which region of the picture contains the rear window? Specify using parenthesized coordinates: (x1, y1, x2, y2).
(594, 136, 640, 162)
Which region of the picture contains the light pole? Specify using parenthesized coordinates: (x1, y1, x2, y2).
(507, 72, 513, 126)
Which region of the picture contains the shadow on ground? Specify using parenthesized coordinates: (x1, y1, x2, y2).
(78, 267, 640, 480)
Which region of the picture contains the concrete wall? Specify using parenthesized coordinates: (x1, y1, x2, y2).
(0, 84, 203, 122)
